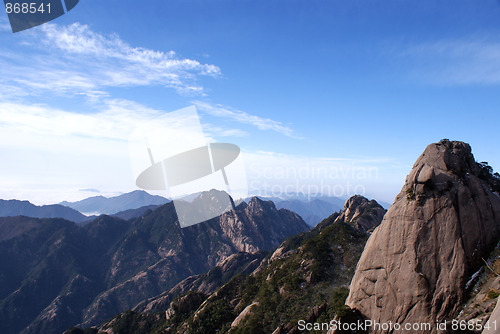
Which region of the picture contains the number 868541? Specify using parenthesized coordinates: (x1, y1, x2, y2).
(5, 2, 51, 14)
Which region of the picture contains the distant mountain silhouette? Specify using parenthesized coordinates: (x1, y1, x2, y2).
(248, 194, 345, 226)
(111, 205, 160, 221)
(274, 198, 343, 226)
(0, 199, 87, 223)
(60, 190, 169, 215)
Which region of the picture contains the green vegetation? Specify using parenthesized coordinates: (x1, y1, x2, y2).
(487, 289, 500, 300)
(205, 222, 366, 333)
(189, 298, 235, 334)
(64, 328, 98, 334)
(406, 187, 415, 200)
(107, 311, 162, 334)
(478, 161, 500, 194)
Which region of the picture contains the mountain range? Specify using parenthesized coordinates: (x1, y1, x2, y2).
(59, 190, 170, 215)
(2, 140, 499, 334)
(65, 140, 500, 334)
(0, 191, 346, 227)
(0, 191, 171, 224)
(0, 199, 87, 223)
(274, 198, 342, 227)
(82, 194, 387, 334)
(0, 190, 308, 334)
(251, 195, 346, 227)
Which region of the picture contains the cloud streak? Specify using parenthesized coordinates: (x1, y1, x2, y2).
(0, 22, 303, 204)
(0, 23, 221, 97)
(193, 100, 296, 137)
(0, 16, 10, 32)
(400, 37, 500, 85)
(0, 100, 163, 142)
(0, 23, 295, 139)
(202, 124, 249, 138)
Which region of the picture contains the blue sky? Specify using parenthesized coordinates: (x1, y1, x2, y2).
(0, 0, 499, 205)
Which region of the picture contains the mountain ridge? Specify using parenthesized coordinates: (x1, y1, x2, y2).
(60, 190, 169, 215)
(86, 194, 385, 334)
(0, 190, 309, 334)
(0, 199, 87, 223)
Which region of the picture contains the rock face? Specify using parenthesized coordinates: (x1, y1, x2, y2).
(133, 251, 266, 313)
(346, 140, 500, 333)
(333, 195, 386, 234)
(78, 195, 308, 328)
(231, 302, 259, 328)
(483, 299, 500, 334)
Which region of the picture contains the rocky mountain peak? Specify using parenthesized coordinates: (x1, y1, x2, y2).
(345, 140, 500, 333)
(397, 140, 481, 203)
(334, 195, 386, 234)
(416, 139, 475, 173)
(246, 196, 276, 213)
(195, 188, 229, 201)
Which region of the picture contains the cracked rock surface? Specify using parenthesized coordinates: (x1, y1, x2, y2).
(346, 140, 500, 333)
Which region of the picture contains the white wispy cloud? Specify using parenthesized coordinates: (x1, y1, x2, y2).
(193, 100, 296, 137)
(0, 23, 220, 96)
(0, 100, 213, 204)
(401, 37, 500, 85)
(0, 22, 295, 138)
(0, 22, 303, 203)
(42, 23, 220, 75)
(0, 24, 11, 33)
(202, 124, 249, 138)
(0, 101, 137, 205)
(0, 22, 297, 140)
(0, 16, 10, 32)
(0, 100, 162, 142)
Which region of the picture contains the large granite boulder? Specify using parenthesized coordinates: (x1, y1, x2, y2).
(346, 140, 500, 333)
